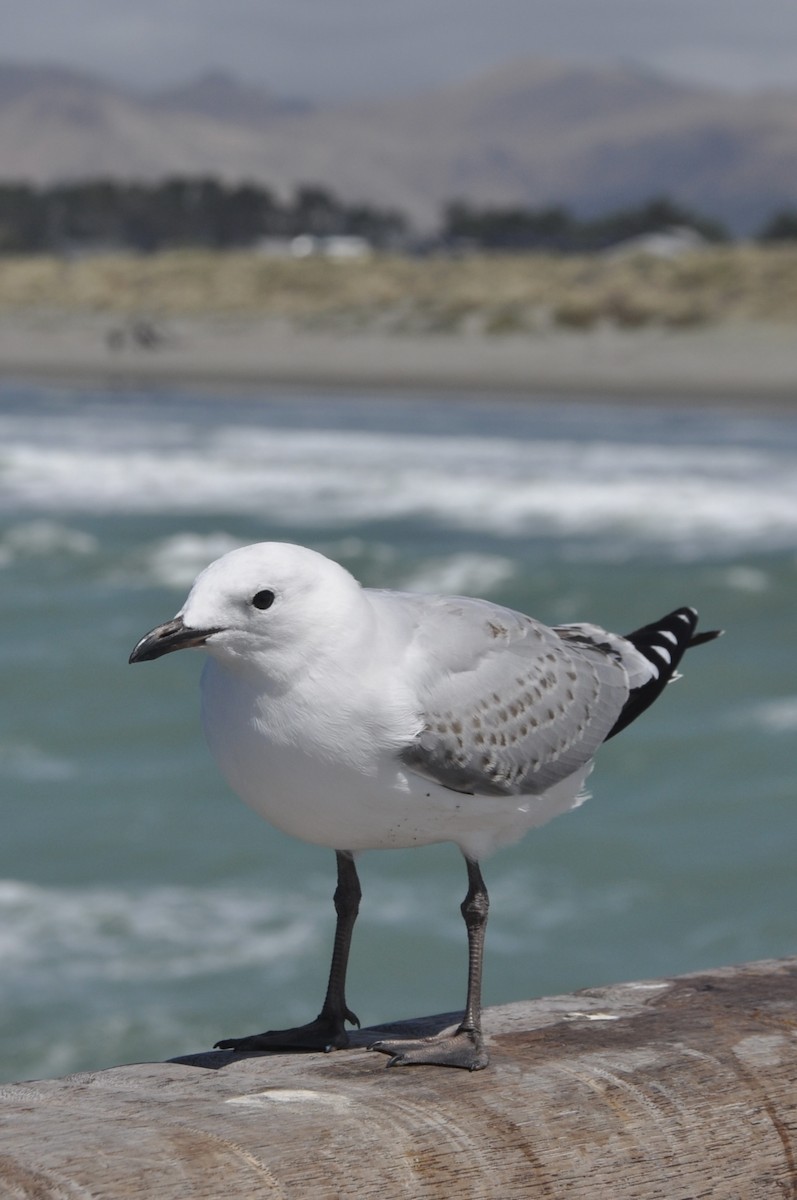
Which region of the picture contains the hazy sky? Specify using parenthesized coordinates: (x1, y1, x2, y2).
(5, 0, 797, 98)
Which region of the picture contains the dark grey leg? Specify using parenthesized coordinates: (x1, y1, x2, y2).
(370, 856, 490, 1070)
(458, 857, 490, 1047)
(317, 849, 362, 1038)
(215, 850, 361, 1053)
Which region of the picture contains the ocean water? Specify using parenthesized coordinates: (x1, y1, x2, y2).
(0, 380, 795, 1084)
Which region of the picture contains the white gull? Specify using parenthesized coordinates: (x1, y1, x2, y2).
(130, 541, 720, 1070)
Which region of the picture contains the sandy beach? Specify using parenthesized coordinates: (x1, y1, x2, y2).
(1, 309, 796, 408)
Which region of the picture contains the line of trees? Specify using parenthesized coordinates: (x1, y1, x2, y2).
(1, 178, 797, 254)
(0, 179, 408, 253)
(443, 198, 797, 249)
(441, 197, 730, 251)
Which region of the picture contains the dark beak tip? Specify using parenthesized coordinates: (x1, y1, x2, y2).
(128, 639, 155, 665)
(128, 629, 169, 664)
(128, 615, 219, 664)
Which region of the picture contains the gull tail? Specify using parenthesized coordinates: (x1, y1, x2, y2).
(605, 606, 723, 741)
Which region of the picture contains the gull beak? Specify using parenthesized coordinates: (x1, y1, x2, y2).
(129, 615, 222, 664)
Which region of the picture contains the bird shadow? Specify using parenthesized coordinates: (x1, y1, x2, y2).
(169, 1011, 463, 1070)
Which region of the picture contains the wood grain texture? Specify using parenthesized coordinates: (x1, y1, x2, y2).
(2, 957, 796, 1199)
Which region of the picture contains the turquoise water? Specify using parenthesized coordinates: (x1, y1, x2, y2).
(1, 380, 795, 1084)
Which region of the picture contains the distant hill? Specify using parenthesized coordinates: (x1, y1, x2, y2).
(1, 57, 796, 231)
(148, 70, 312, 124)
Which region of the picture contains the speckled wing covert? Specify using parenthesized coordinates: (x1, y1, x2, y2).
(397, 596, 652, 798)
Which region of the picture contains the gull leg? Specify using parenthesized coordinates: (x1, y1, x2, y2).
(370, 857, 490, 1070)
(215, 850, 361, 1053)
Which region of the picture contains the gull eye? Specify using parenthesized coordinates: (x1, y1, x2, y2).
(252, 590, 275, 611)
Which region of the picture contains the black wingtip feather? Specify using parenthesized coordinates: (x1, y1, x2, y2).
(605, 607, 720, 741)
(689, 627, 724, 647)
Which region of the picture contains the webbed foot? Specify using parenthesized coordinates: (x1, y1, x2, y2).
(369, 1026, 488, 1071)
(215, 1007, 359, 1054)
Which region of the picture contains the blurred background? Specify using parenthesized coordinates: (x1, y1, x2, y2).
(0, 2, 796, 1084)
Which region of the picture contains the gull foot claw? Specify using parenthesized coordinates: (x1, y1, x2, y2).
(369, 1028, 489, 1071)
(215, 1010, 358, 1054)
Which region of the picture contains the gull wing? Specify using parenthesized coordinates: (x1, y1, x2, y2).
(394, 595, 646, 797)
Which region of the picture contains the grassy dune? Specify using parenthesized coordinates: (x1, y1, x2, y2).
(1, 245, 796, 332)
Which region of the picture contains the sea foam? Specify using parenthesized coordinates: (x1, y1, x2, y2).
(1, 409, 795, 557)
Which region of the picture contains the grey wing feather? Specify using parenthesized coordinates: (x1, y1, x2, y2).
(398, 597, 636, 797)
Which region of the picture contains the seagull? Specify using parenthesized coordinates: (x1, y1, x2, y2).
(130, 541, 720, 1070)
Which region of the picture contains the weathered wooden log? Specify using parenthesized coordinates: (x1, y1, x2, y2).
(1, 957, 796, 1198)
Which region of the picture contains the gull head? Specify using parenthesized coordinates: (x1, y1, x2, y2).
(129, 542, 364, 674)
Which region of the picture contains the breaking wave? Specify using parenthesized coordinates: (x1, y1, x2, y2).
(1, 402, 796, 557)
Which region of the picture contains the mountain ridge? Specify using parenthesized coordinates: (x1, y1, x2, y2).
(1, 57, 796, 231)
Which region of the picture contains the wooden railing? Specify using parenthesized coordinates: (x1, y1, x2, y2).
(1, 957, 796, 1198)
